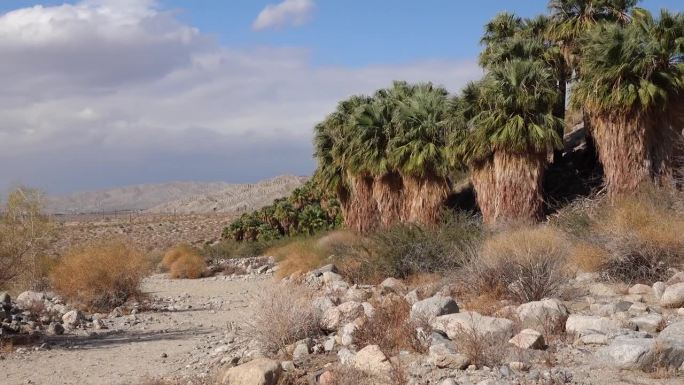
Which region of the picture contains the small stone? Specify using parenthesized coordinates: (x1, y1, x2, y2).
(352, 345, 392, 381)
(661, 282, 684, 308)
(281, 361, 295, 372)
(509, 361, 530, 371)
(219, 358, 282, 385)
(323, 336, 336, 352)
(379, 277, 406, 294)
(161, 353, 168, 358)
(337, 347, 355, 365)
(628, 284, 652, 295)
(47, 322, 64, 336)
(629, 314, 664, 333)
(292, 343, 309, 359)
(628, 302, 649, 315)
(653, 282, 666, 299)
(410, 295, 459, 322)
(509, 329, 545, 350)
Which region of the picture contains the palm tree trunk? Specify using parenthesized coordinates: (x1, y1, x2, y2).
(372, 172, 404, 227)
(590, 113, 652, 197)
(345, 174, 380, 232)
(591, 112, 680, 197)
(493, 151, 545, 223)
(470, 159, 497, 225)
(401, 173, 450, 226)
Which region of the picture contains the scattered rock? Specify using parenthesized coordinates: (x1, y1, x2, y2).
(509, 329, 545, 350)
(661, 282, 684, 308)
(379, 278, 406, 294)
(352, 345, 392, 382)
(516, 298, 568, 331)
(431, 311, 514, 341)
(219, 358, 282, 385)
(15, 291, 45, 310)
(62, 310, 84, 329)
(47, 322, 64, 336)
(410, 295, 459, 322)
(292, 343, 310, 360)
(629, 314, 664, 333)
(565, 315, 624, 336)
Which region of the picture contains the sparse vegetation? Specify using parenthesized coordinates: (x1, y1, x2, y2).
(355, 296, 428, 355)
(51, 240, 150, 311)
(241, 283, 321, 356)
(448, 321, 506, 368)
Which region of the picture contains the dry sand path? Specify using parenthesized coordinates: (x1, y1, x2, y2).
(3, 275, 270, 385)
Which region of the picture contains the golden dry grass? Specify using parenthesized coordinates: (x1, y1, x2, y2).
(466, 226, 570, 302)
(51, 240, 150, 311)
(163, 244, 206, 279)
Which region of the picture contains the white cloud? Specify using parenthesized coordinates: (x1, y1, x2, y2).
(0, 1, 482, 193)
(252, 0, 315, 31)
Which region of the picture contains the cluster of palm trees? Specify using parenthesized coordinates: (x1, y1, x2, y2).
(223, 181, 342, 242)
(314, 0, 683, 231)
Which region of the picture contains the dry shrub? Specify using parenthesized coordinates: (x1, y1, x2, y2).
(269, 238, 328, 278)
(163, 245, 207, 279)
(241, 283, 321, 356)
(465, 226, 570, 303)
(355, 296, 427, 355)
(335, 212, 482, 284)
(325, 365, 377, 385)
(559, 189, 684, 284)
(449, 320, 506, 368)
(51, 240, 150, 311)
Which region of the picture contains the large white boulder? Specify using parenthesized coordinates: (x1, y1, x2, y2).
(430, 311, 514, 341)
(219, 358, 282, 385)
(661, 282, 684, 308)
(410, 295, 459, 322)
(516, 298, 568, 331)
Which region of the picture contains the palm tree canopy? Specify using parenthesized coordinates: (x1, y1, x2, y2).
(466, 60, 564, 161)
(388, 83, 454, 178)
(571, 10, 684, 115)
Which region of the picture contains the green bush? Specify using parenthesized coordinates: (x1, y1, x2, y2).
(335, 211, 482, 283)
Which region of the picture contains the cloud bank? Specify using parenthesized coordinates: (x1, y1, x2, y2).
(0, 1, 482, 193)
(252, 0, 315, 31)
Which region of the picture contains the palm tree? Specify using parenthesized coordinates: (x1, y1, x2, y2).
(464, 60, 563, 223)
(314, 95, 381, 232)
(389, 83, 454, 225)
(451, 81, 498, 222)
(571, 10, 684, 196)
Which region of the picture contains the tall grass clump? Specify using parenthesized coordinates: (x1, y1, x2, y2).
(162, 244, 207, 279)
(559, 188, 684, 284)
(51, 240, 150, 311)
(464, 226, 570, 303)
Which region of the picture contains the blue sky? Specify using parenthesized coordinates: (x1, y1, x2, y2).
(0, 0, 680, 193)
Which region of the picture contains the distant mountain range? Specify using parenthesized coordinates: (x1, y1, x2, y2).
(46, 175, 308, 214)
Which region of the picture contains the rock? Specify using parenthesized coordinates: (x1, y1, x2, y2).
(509, 329, 545, 350)
(344, 287, 371, 302)
(281, 361, 295, 372)
(628, 302, 649, 315)
(352, 345, 392, 381)
(0, 291, 10, 306)
(598, 337, 657, 370)
(92, 319, 106, 330)
(666, 272, 684, 286)
(47, 322, 64, 336)
(590, 301, 632, 316)
(661, 282, 684, 308)
(659, 321, 684, 341)
(321, 271, 344, 285)
(629, 314, 664, 333)
(292, 343, 310, 360)
(438, 379, 457, 385)
(219, 358, 282, 385)
(62, 310, 84, 329)
(321, 308, 342, 331)
(589, 283, 617, 297)
(430, 311, 514, 341)
(379, 278, 406, 294)
(323, 336, 336, 352)
(429, 343, 470, 369)
(516, 298, 568, 331)
(361, 302, 375, 318)
(628, 284, 653, 295)
(565, 315, 623, 336)
(310, 264, 338, 276)
(339, 322, 357, 346)
(509, 361, 529, 372)
(405, 290, 420, 305)
(15, 291, 45, 310)
(318, 370, 334, 385)
(312, 296, 335, 314)
(337, 347, 355, 365)
(653, 282, 666, 299)
(410, 295, 459, 322)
